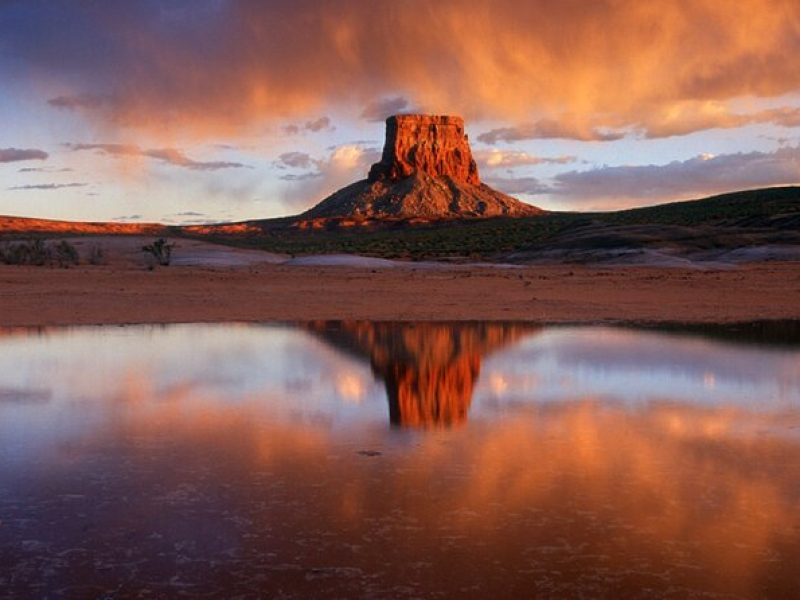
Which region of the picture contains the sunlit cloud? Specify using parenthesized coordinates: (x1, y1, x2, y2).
(10, 0, 796, 138)
(478, 103, 800, 143)
(278, 143, 382, 208)
(66, 143, 249, 171)
(360, 96, 421, 122)
(478, 119, 627, 143)
(283, 116, 335, 135)
(475, 149, 577, 169)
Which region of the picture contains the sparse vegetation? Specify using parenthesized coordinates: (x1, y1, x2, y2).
(181, 186, 800, 261)
(142, 238, 175, 266)
(54, 240, 80, 268)
(0, 239, 51, 266)
(87, 244, 106, 265)
(0, 238, 105, 269)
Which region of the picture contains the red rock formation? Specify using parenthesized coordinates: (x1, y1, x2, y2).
(300, 114, 542, 221)
(368, 115, 480, 185)
(307, 321, 539, 428)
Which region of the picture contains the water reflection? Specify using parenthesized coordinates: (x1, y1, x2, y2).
(307, 321, 536, 427)
(0, 322, 798, 597)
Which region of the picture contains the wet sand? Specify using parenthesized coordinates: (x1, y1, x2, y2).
(1, 242, 799, 326)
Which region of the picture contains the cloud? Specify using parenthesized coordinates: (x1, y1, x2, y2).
(478, 119, 627, 143)
(639, 102, 800, 139)
(551, 146, 800, 204)
(8, 183, 88, 191)
(482, 175, 551, 196)
(475, 149, 577, 169)
(276, 151, 318, 170)
(304, 116, 333, 132)
(279, 172, 324, 182)
(47, 93, 116, 111)
(278, 143, 382, 209)
(66, 143, 248, 170)
(18, 167, 73, 173)
(283, 116, 335, 135)
(360, 96, 420, 121)
(479, 103, 800, 144)
(3, 0, 800, 145)
(0, 148, 49, 163)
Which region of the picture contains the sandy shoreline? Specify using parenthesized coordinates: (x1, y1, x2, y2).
(2, 259, 800, 327)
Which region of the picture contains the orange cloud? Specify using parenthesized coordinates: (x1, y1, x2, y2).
(16, 0, 800, 139)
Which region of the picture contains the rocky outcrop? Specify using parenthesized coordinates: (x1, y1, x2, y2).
(300, 114, 541, 222)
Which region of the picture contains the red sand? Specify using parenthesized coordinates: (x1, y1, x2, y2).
(1, 245, 798, 326)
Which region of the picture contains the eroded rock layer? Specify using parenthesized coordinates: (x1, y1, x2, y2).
(368, 115, 480, 185)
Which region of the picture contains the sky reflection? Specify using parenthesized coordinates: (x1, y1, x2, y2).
(0, 322, 798, 597)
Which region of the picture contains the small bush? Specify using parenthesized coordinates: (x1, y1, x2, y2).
(0, 239, 52, 266)
(142, 238, 174, 266)
(54, 240, 80, 268)
(87, 244, 106, 265)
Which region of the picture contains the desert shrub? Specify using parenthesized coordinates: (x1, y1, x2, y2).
(29, 239, 51, 265)
(142, 238, 174, 266)
(87, 244, 106, 265)
(54, 240, 80, 268)
(0, 239, 52, 266)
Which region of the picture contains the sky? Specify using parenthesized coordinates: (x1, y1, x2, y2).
(1, 0, 800, 224)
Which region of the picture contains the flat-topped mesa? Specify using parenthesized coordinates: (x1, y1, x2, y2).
(367, 115, 480, 185)
(299, 113, 543, 222)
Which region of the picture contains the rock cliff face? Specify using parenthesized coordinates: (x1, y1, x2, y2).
(300, 114, 541, 222)
(367, 115, 480, 185)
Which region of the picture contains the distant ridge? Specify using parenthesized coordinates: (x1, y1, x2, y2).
(0, 215, 166, 236)
(2, 186, 798, 264)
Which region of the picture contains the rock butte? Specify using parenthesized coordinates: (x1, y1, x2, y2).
(299, 114, 542, 224)
(307, 321, 537, 428)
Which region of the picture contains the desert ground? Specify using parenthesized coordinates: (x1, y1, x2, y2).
(1, 236, 799, 327)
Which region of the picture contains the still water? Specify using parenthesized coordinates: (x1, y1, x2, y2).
(0, 322, 798, 598)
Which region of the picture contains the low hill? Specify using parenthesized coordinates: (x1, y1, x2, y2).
(184, 186, 800, 263)
(0, 216, 167, 237)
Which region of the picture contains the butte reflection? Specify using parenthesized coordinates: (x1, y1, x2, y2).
(307, 321, 536, 427)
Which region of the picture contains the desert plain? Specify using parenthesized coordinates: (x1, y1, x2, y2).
(1, 236, 798, 328)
